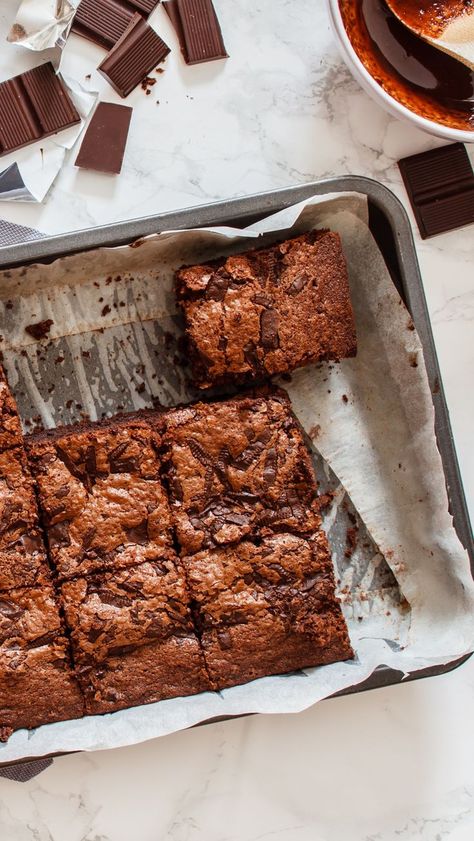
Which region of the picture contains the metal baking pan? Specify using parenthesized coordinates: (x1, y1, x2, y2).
(0, 177, 472, 769)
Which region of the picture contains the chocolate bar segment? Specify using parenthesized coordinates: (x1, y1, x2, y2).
(98, 14, 170, 98)
(0, 63, 80, 158)
(164, 0, 227, 64)
(75, 102, 133, 174)
(398, 143, 474, 239)
(72, 0, 161, 50)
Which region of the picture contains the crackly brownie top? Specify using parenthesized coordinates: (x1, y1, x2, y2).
(0, 585, 63, 651)
(163, 391, 321, 555)
(61, 558, 195, 665)
(176, 231, 357, 388)
(183, 532, 338, 632)
(27, 418, 173, 580)
(0, 448, 42, 552)
(0, 369, 23, 451)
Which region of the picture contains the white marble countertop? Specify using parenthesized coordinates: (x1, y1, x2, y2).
(0, 1, 473, 839)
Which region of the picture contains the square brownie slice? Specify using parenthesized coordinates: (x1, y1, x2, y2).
(176, 231, 357, 389)
(0, 367, 23, 451)
(183, 532, 353, 689)
(161, 390, 321, 555)
(0, 447, 51, 593)
(27, 416, 174, 581)
(60, 557, 211, 714)
(0, 584, 83, 738)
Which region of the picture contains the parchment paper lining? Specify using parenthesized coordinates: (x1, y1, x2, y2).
(0, 192, 472, 763)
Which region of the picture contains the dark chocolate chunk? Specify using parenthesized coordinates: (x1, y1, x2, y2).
(75, 102, 133, 174)
(98, 14, 170, 98)
(72, 0, 161, 50)
(398, 143, 474, 239)
(260, 309, 280, 349)
(0, 64, 80, 157)
(164, 0, 228, 64)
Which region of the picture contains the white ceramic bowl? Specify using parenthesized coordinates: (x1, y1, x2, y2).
(326, 0, 474, 143)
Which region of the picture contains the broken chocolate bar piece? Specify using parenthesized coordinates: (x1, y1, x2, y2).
(0, 63, 81, 157)
(72, 0, 161, 50)
(98, 14, 170, 98)
(164, 0, 228, 64)
(398, 143, 474, 239)
(75, 102, 133, 174)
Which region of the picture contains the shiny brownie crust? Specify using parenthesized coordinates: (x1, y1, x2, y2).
(161, 390, 321, 555)
(183, 532, 353, 688)
(0, 584, 83, 735)
(176, 231, 357, 389)
(0, 447, 51, 593)
(61, 559, 210, 714)
(0, 368, 23, 451)
(27, 417, 174, 581)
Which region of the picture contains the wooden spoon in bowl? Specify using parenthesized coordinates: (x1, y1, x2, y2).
(385, 0, 474, 70)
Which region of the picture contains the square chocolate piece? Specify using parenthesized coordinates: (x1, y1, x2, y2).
(183, 532, 353, 689)
(0, 447, 50, 593)
(27, 416, 173, 581)
(176, 231, 357, 389)
(161, 390, 321, 555)
(0, 584, 83, 737)
(60, 558, 210, 714)
(0, 367, 23, 451)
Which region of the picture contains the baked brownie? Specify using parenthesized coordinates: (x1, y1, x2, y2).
(0, 584, 83, 737)
(60, 558, 210, 714)
(0, 367, 23, 451)
(183, 532, 353, 689)
(0, 447, 50, 592)
(161, 390, 321, 555)
(27, 416, 174, 581)
(176, 231, 357, 389)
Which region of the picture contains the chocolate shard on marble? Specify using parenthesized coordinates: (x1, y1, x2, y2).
(163, 0, 228, 64)
(72, 0, 161, 50)
(0, 63, 81, 157)
(75, 102, 133, 174)
(398, 143, 474, 239)
(98, 13, 170, 98)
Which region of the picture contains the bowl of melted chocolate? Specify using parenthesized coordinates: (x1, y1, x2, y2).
(327, 0, 474, 141)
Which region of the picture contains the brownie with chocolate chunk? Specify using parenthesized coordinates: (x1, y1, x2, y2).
(176, 231, 357, 389)
(0, 367, 23, 451)
(0, 447, 50, 593)
(60, 558, 211, 714)
(161, 390, 321, 555)
(27, 416, 173, 581)
(183, 532, 353, 689)
(0, 584, 83, 737)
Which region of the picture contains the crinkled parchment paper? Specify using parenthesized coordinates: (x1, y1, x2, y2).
(0, 192, 472, 762)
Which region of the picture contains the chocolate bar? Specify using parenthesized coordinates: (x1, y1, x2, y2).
(163, 0, 227, 64)
(398, 143, 474, 239)
(0, 63, 81, 158)
(72, 0, 161, 50)
(98, 14, 170, 98)
(75, 102, 133, 174)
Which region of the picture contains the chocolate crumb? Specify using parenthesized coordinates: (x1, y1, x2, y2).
(345, 525, 358, 559)
(101, 305, 111, 317)
(342, 394, 348, 403)
(25, 319, 54, 340)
